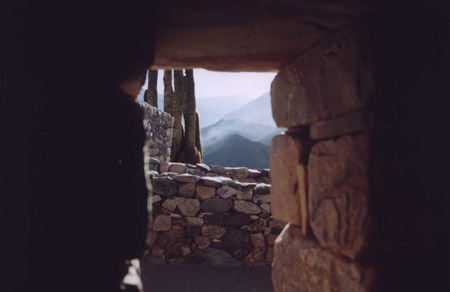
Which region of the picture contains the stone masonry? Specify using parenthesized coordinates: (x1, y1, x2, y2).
(138, 101, 174, 162)
(270, 26, 376, 291)
(145, 160, 280, 266)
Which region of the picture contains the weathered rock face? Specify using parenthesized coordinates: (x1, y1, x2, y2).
(272, 224, 374, 292)
(138, 101, 174, 162)
(308, 133, 370, 260)
(271, 28, 373, 128)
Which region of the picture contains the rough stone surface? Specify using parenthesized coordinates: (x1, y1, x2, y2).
(253, 194, 271, 204)
(195, 236, 212, 249)
(175, 198, 201, 216)
(308, 133, 370, 260)
(196, 186, 216, 200)
(224, 214, 251, 227)
(185, 217, 204, 226)
(199, 177, 224, 188)
(201, 198, 233, 213)
(310, 111, 373, 140)
(153, 215, 172, 231)
(204, 214, 224, 225)
(226, 167, 249, 179)
(270, 134, 305, 225)
(152, 177, 177, 196)
(210, 165, 226, 174)
(162, 198, 177, 212)
(202, 225, 227, 239)
(260, 203, 270, 214)
(250, 233, 266, 248)
(247, 219, 267, 232)
(196, 163, 211, 172)
(236, 188, 253, 200)
(160, 162, 169, 173)
(217, 185, 237, 198)
(234, 201, 262, 215)
(272, 224, 374, 292)
(223, 229, 250, 246)
(271, 28, 373, 127)
(172, 173, 200, 184)
(169, 163, 186, 174)
(157, 230, 184, 246)
(178, 183, 196, 197)
(139, 101, 174, 162)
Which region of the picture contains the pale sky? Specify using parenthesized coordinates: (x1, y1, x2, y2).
(141, 69, 277, 101)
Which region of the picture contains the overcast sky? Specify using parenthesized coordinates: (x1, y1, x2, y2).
(141, 69, 277, 101)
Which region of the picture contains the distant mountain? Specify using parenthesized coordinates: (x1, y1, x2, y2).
(200, 91, 278, 148)
(197, 95, 252, 127)
(221, 92, 275, 127)
(203, 134, 270, 169)
(258, 128, 285, 146)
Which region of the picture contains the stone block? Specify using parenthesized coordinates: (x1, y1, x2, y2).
(217, 185, 237, 198)
(310, 111, 373, 140)
(202, 225, 227, 239)
(175, 198, 201, 216)
(196, 185, 216, 200)
(156, 230, 184, 246)
(178, 183, 196, 197)
(160, 162, 169, 173)
(201, 198, 232, 213)
(272, 224, 374, 292)
(153, 215, 172, 231)
(169, 163, 186, 174)
(224, 214, 251, 227)
(172, 173, 200, 183)
(152, 177, 177, 196)
(270, 134, 306, 225)
(184, 217, 204, 226)
(195, 236, 211, 249)
(252, 194, 271, 204)
(234, 201, 261, 215)
(308, 133, 370, 260)
(236, 188, 253, 200)
(250, 233, 266, 248)
(271, 28, 373, 127)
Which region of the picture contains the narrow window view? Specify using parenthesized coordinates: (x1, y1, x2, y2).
(137, 69, 282, 291)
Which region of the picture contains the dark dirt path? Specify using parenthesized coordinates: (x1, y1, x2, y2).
(141, 264, 274, 292)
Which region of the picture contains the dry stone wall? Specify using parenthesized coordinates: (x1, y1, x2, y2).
(138, 101, 174, 162)
(145, 160, 282, 266)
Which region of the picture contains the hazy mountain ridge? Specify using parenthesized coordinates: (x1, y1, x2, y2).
(203, 133, 270, 169)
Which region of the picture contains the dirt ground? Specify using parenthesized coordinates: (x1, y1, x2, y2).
(141, 264, 274, 292)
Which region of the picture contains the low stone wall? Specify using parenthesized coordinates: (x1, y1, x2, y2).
(138, 101, 174, 162)
(145, 160, 284, 266)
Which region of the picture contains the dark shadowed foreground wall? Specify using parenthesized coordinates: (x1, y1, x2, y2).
(0, 2, 155, 291)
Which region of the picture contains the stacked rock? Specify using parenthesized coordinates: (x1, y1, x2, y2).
(145, 160, 283, 266)
(138, 101, 174, 162)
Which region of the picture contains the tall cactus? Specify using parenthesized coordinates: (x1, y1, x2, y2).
(171, 70, 184, 161)
(144, 70, 158, 107)
(163, 70, 174, 115)
(182, 69, 202, 163)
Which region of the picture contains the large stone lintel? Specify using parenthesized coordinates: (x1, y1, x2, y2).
(271, 27, 374, 127)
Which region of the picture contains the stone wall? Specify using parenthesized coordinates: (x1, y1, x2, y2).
(138, 101, 174, 162)
(144, 160, 283, 266)
(270, 27, 377, 291)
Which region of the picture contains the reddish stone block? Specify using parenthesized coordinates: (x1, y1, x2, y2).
(308, 133, 370, 260)
(270, 133, 307, 226)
